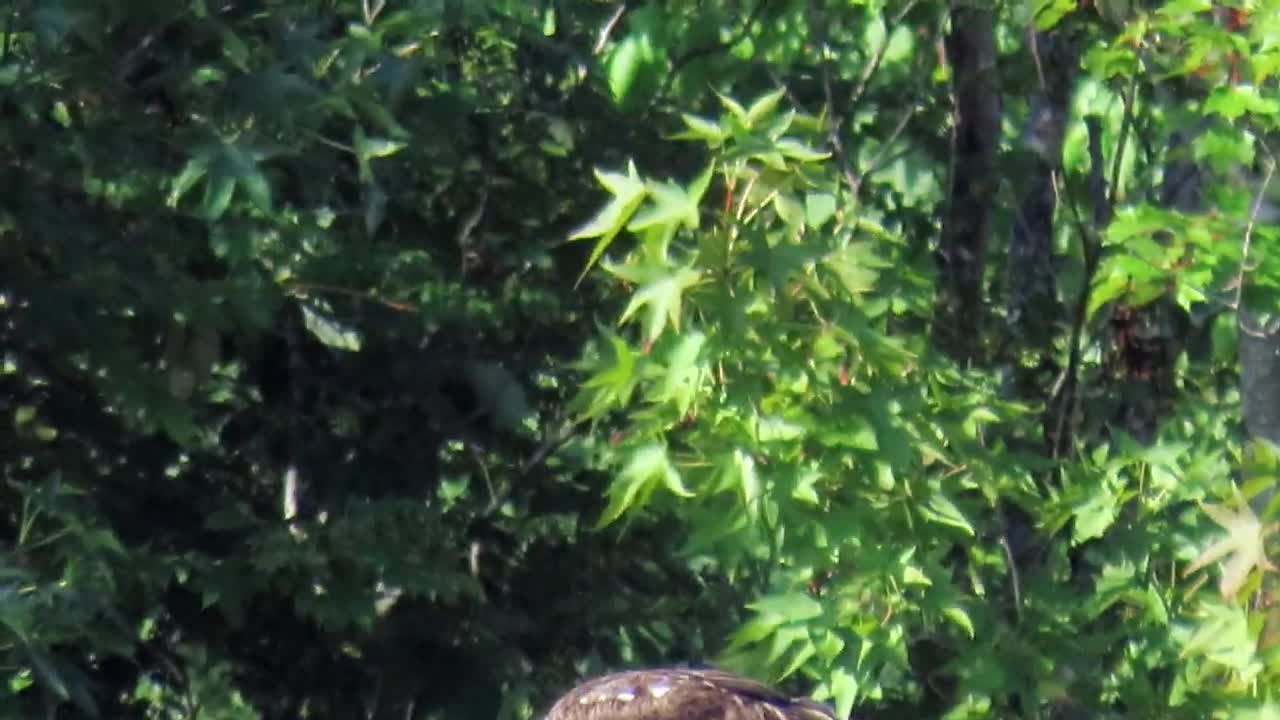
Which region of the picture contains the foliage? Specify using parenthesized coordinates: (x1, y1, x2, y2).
(1, 2, 733, 718)
(3, 0, 1280, 719)
(571, 1, 1280, 719)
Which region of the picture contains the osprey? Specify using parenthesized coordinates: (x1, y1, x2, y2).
(542, 667, 836, 720)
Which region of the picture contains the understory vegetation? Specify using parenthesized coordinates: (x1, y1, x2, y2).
(3, 1, 1280, 718)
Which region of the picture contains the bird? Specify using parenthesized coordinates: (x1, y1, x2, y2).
(541, 666, 837, 720)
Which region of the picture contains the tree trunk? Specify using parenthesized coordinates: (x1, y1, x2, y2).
(935, 0, 1001, 362)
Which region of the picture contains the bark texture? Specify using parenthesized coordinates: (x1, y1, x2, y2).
(935, 0, 1001, 362)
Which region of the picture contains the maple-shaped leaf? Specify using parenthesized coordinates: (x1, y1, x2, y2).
(626, 179, 700, 234)
(596, 443, 691, 528)
(1185, 491, 1279, 599)
(570, 330, 640, 420)
(568, 161, 648, 283)
(608, 263, 702, 344)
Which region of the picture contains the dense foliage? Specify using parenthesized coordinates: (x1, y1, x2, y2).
(3, 1, 1280, 719)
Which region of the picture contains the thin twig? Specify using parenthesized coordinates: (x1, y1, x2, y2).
(1058, 167, 1096, 449)
(848, 0, 921, 115)
(362, 0, 386, 24)
(518, 419, 582, 475)
(998, 515, 1024, 623)
(648, 0, 774, 111)
(1237, 144, 1274, 310)
(306, 130, 355, 154)
(852, 0, 922, 113)
(1027, 27, 1047, 93)
(456, 186, 488, 274)
(594, 4, 628, 54)
(820, 1, 922, 198)
(848, 106, 918, 198)
(1237, 143, 1276, 338)
(766, 65, 808, 112)
(283, 282, 416, 312)
(1047, 118, 1108, 458)
(1107, 72, 1140, 211)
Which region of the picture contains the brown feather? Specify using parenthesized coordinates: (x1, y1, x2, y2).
(543, 668, 836, 720)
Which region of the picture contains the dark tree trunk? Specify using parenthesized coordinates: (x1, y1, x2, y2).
(1005, 31, 1077, 349)
(935, 0, 1001, 362)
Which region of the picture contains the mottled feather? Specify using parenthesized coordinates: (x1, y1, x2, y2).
(543, 668, 836, 720)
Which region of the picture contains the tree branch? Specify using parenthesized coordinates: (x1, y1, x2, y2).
(648, 0, 774, 111)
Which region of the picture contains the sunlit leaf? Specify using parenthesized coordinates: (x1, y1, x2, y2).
(597, 443, 687, 527)
(612, 265, 702, 343)
(675, 114, 729, 144)
(829, 667, 858, 720)
(775, 137, 831, 162)
(745, 87, 786, 127)
(301, 303, 363, 352)
(749, 592, 822, 622)
(922, 491, 975, 536)
(627, 180, 700, 234)
(943, 605, 975, 638)
(609, 34, 650, 104)
(805, 192, 837, 228)
(570, 162, 648, 282)
(715, 91, 750, 125)
(1186, 492, 1277, 599)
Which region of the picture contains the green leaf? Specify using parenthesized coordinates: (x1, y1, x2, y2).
(717, 448, 761, 511)
(817, 415, 878, 450)
(805, 192, 838, 228)
(829, 666, 858, 720)
(613, 265, 702, 343)
(608, 35, 652, 104)
(1034, 0, 1077, 29)
(570, 162, 648, 282)
(574, 331, 640, 419)
(1205, 85, 1280, 121)
(627, 180, 700, 234)
(1186, 493, 1275, 599)
(202, 171, 236, 220)
(773, 193, 804, 227)
(239, 170, 272, 212)
(659, 330, 707, 413)
(301, 303, 363, 352)
(728, 615, 786, 649)
(715, 91, 750, 125)
(1072, 484, 1118, 543)
(749, 592, 823, 622)
(352, 126, 407, 184)
(757, 415, 807, 442)
(168, 154, 210, 207)
(221, 28, 251, 70)
(921, 491, 974, 536)
(675, 114, 729, 145)
(942, 605, 975, 638)
(823, 242, 885, 296)
(1087, 269, 1132, 319)
(745, 87, 787, 127)
(1180, 601, 1259, 675)
(354, 129, 408, 161)
(687, 162, 716, 208)
(902, 564, 931, 586)
(775, 137, 831, 162)
(597, 443, 686, 527)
